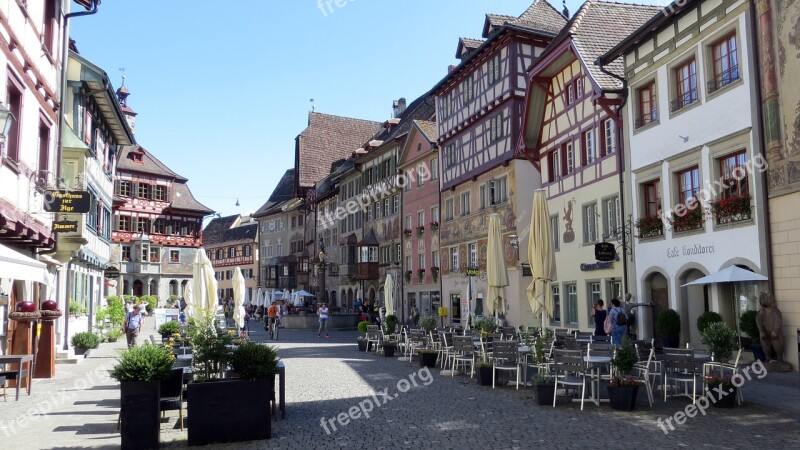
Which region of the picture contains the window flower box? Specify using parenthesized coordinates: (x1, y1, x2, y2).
(403, 228, 413, 237)
(430, 266, 439, 282)
(635, 216, 663, 239)
(404, 270, 412, 282)
(712, 194, 751, 225)
(417, 269, 425, 283)
(429, 221, 439, 231)
(416, 226, 425, 236)
(670, 206, 704, 233)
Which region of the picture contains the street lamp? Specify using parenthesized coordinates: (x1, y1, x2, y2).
(0, 102, 16, 144)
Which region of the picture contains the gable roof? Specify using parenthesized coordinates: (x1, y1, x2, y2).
(415, 120, 439, 142)
(399, 120, 440, 167)
(203, 215, 258, 247)
(362, 92, 436, 155)
(296, 113, 380, 189)
(169, 182, 213, 214)
(253, 169, 296, 218)
(456, 37, 484, 59)
(117, 146, 185, 181)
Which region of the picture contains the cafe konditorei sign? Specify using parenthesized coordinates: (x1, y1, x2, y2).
(594, 242, 616, 262)
(43, 190, 91, 213)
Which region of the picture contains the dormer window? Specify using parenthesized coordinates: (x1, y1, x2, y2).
(128, 151, 144, 164)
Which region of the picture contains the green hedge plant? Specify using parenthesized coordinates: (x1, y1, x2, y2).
(696, 311, 723, 334)
(71, 332, 100, 349)
(230, 342, 279, 380)
(701, 322, 738, 362)
(739, 310, 760, 341)
(656, 309, 681, 338)
(158, 321, 181, 336)
(110, 344, 174, 382)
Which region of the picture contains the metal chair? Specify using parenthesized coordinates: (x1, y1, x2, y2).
(439, 332, 454, 369)
(633, 346, 659, 407)
(492, 341, 521, 389)
(704, 348, 744, 405)
(663, 348, 699, 403)
(451, 336, 476, 378)
(365, 330, 382, 353)
(591, 335, 611, 343)
(552, 349, 590, 410)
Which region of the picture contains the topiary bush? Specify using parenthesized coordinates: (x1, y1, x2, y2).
(357, 320, 370, 335)
(701, 321, 738, 362)
(106, 296, 125, 328)
(420, 316, 438, 333)
(384, 315, 399, 334)
(110, 344, 174, 382)
(656, 309, 681, 338)
(158, 321, 181, 336)
(71, 332, 100, 349)
(696, 311, 723, 334)
(739, 310, 760, 341)
(230, 342, 279, 380)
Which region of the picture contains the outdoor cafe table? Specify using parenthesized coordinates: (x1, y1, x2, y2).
(0, 354, 33, 401)
(580, 355, 612, 406)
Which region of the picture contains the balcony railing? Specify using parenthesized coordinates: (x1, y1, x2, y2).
(210, 255, 254, 267)
(707, 66, 740, 94)
(635, 109, 658, 129)
(670, 89, 698, 112)
(354, 262, 379, 281)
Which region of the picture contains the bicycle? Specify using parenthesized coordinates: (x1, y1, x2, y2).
(266, 316, 279, 340)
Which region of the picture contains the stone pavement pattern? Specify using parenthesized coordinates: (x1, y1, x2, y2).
(1, 318, 799, 449)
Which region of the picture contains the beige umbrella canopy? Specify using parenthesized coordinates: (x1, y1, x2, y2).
(384, 273, 395, 316)
(526, 190, 556, 328)
(486, 213, 509, 321)
(192, 249, 219, 321)
(232, 267, 246, 330)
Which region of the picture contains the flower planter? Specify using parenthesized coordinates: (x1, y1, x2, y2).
(74, 347, 90, 356)
(188, 378, 273, 446)
(708, 383, 737, 408)
(383, 345, 396, 357)
(419, 352, 438, 368)
(120, 381, 160, 450)
(357, 339, 368, 352)
(535, 383, 555, 406)
(476, 366, 493, 386)
(607, 385, 639, 411)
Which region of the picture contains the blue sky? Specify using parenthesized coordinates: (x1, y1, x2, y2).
(70, 0, 665, 217)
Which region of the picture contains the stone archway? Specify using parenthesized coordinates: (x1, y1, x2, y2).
(677, 268, 708, 347)
(330, 290, 337, 307)
(169, 280, 178, 297)
(133, 280, 143, 297)
(644, 271, 669, 344)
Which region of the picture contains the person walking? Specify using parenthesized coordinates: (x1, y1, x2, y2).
(318, 303, 330, 338)
(124, 304, 143, 349)
(591, 299, 607, 336)
(609, 298, 627, 345)
(410, 306, 420, 327)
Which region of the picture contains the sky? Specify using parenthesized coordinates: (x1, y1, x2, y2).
(70, 0, 666, 218)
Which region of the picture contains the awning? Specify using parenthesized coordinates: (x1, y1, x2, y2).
(0, 243, 50, 285)
(681, 266, 768, 287)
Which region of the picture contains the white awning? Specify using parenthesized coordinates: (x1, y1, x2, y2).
(681, 265, 768, 287)
(0, 243, 50, 286)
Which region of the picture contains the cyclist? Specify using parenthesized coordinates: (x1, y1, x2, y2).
(266, 301, 280, 339)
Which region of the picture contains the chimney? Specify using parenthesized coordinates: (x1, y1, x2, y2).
(392, 98, 407, 118)
(448, 65, 456, 73)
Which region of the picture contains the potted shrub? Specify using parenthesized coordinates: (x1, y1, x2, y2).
(110, 344, 174, 450)
(188, 342, 279, 445)
(416, 225, 425, 236)
(384, 314, 399, 334)
(472, 317, 497, 338)
(704, 372, 737, 408)
(670, 206, 704, 233)
(740, 310, 765, 361)
(696, 311, 723, 335)
(532, 371, 555, 405)
(71, 332, 100, 356)
(106, 329, 123, 343)
(158, 320, 181, 340)
(429, 221, 439, 231)
(712, 193, 752, 224)
(420, 316, 437, 334)
(383, 341, 398, 357)
(656, 309, 681, 348)
(607, 339, 642, 411)
(417, 316, 439, 367)
(357, 320, 370, 352)
(68, 300, 86, 318)
(475, 361, 493, 386)
(403, 228, 413, 237)
(701, 321, 737, 363)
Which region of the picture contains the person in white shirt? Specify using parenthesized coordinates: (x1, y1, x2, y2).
(318, 303, 330, 338)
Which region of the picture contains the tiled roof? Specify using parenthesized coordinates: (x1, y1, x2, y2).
(170, 182, 213, 214)
(556, 1, 661, 90)
(203, 215, 258, 247)
(253, 169, 295, 218)
(512, 0, 570, 35)
(414, 120, 439, 142)
(456, 37, 485, 59)
(117, 146, 185, 181)
(296, 113, 380, 188)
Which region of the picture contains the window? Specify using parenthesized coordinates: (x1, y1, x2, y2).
(603, 196, 621, 238)
(87, 194, 98, 232)
(406, 256, 413, 271)
(431, 158, 439, 180)
(432, 250, 440, 268)
(488, 54, 501, 84)
(552, 284, 561, 324)
(170, 250, 180, 263)
(226, 270, 233, 280)
(396, 244, 401, 262)
(643, 179, 662, 218)
(588, 282, 602, 325)
(153, 219, 166, 234)
(583, 129, 595, 165)
(118, 216, 131, 232)
(228, 247, 236, 258)
(137, 183, 150, 199)
(405, 215, 412, 231)
(291, 216, 297, 228)
(137, 218, 150, 233)
(567, 83, 575, 105)
(718, 151, 748, 199)
(565, 142, 574, 175)
(489, 178, 508, 205)
(637, 81, 658, 128)
(42, 0, 57, 54)
(393, 195, 399, 214)
(450, 247, 459, 271)
(479, 184, 486, 210)
(460, 192, 471, 216)
(119, 181, 132, 197)
(384, 198, 390, 217)
(276, 242, 282, 255)
(431, 206, 439, 223)
(710, 33, 739, 93)
(367, 205, 374, 222)
(566, 284, 578, 325)
(469, 243, 477, 267)
(417, 211, 425, 227)
(149, 247, 160, 263)
(583, 202, 598, 243)
(550, 214, 560, 251)
(38, 120, 50, 176)
(298, 215, 304, 227)
(418, 254, 425, 270)
(375, 203, 381, 219)
(153, 185, 167, 201)
(463, 77, 474, 103)
(216, 249, 224, 260)
(603, 119, 616, 155)
(673, 57, 698, 111)
(445, 144, 456, 168)
(5, 81, 22, 162)
(122, 246, 131, 262)
(489, 114, 503, 142)
(547, 149, 560, 183)
(243, 245, 252, 257)
(676, 166, 700, 206)
(140, 244, 149, 262)
(445, 198, 454, 221)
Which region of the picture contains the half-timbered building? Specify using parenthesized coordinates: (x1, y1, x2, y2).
(520, 1, 659, 333)
(253, 169, 298, 293)
(433, 0, 566, 326)
(203, 215, 258, 302)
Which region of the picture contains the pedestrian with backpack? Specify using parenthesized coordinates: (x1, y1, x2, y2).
(609, 298, 627, 345)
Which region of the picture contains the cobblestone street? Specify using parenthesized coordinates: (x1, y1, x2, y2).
(1, 319, 799, 449)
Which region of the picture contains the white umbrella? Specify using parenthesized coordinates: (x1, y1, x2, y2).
(681, 266, 768, 286)
(384, 274, 395, 316)
(283, 289, 289, 302)
(526, 190, 556, 329)
(232, 267, 246, 330)
(191, 249, 219, 321)
(244, 287, 251, 306)
(296, 290, 315, 297)
(183, 283, 194, 318)
(486, 213, 508, 323)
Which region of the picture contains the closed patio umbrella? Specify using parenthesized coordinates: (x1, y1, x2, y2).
(384, 273, 395, 316)
(192, 249, 219, 321)
(526, 190, 556, 329)
(232, 267, 246, 330)
(183, 283, 194, 318)
(486, 213, 508, 322)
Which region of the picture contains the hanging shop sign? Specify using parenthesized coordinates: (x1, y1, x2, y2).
(594, 242, 616, 262)
(52, 220, 79, 233)
(43, 190, 91, 213)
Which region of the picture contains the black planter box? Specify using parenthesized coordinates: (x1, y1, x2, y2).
(476, 366, 493, 386)
(708, 384, 737, 408)
(120, 381, 160, 450)
(357, 339, 367, 352)
(384, 345, 396, 357)
(661, 336, 679, 349)
(74, 347, 90, 356)
(188, 379, 273, 446)
(607, 385, 639, 411)
(535, 383, 555, 406)
(419, 352, 438, 368)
